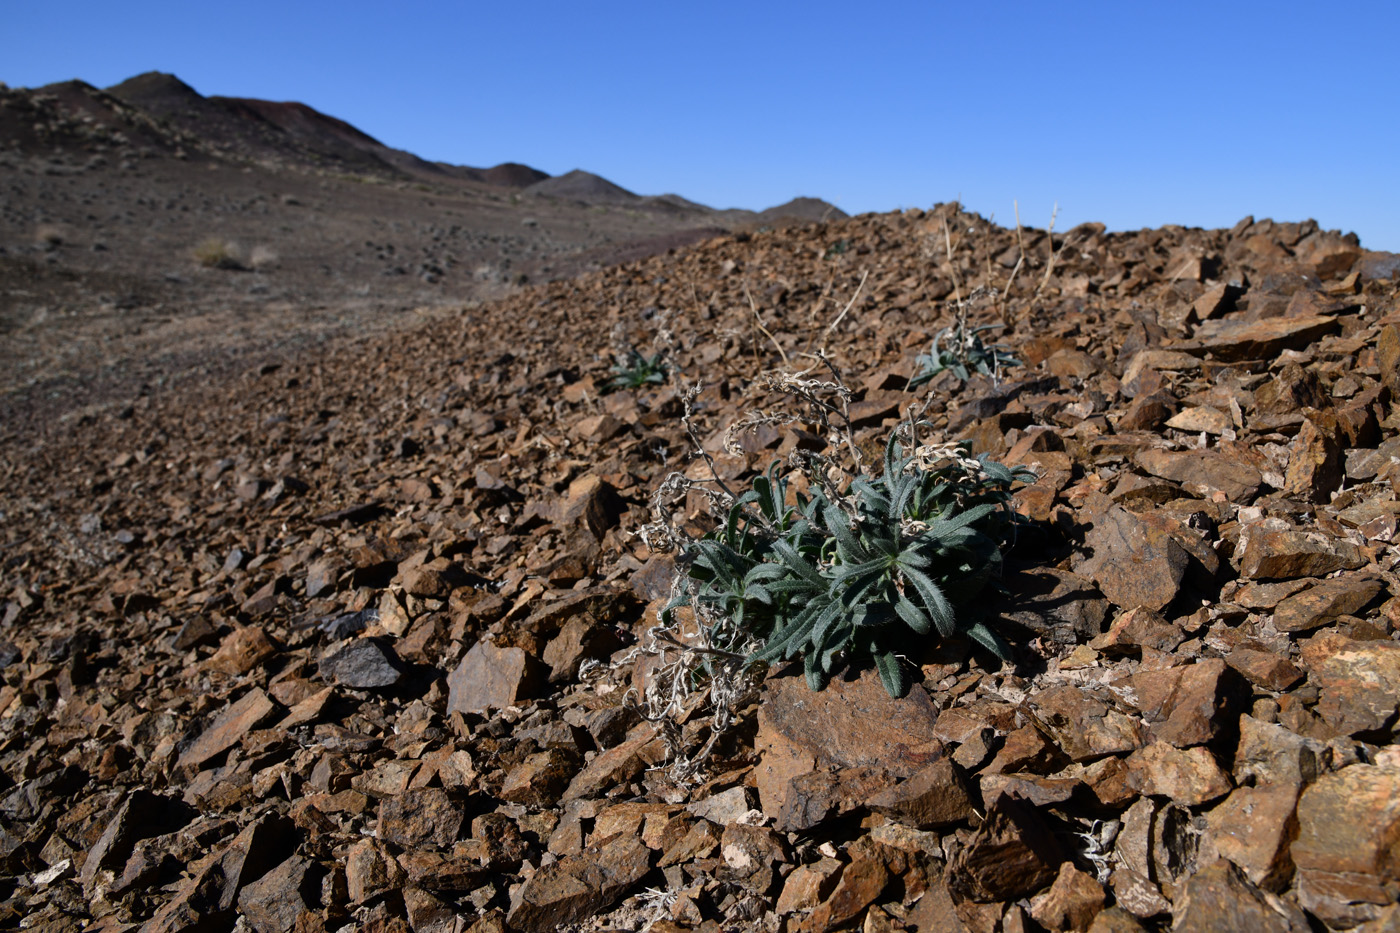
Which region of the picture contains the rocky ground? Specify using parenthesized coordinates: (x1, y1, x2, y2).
(0, 73, 839, 433)
(3, 201, 1400, 932)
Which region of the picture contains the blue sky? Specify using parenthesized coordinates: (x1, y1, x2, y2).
(7, 1, 1398, 249)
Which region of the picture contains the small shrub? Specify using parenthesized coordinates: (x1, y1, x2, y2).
(910, 323, 1020, 387)
(606, 346, 669, 392)
(663, 433, 1032, 698)
(192, 237, 244, 270)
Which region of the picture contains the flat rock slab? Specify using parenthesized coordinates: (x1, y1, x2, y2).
(446, 640, 537, 714)
(1076, 505, 1188, 611)
(507, 831, 651, 932)
(177, 688, 279, 771)
(1300, 633, 1400, 736)
(1292, 764, 1400, 927)
(320, 638, 403, 689)
(754, 668, 943, 821)
(1135, 448, 1262, 502)
(1237, 523, 1367, 580)
(1179, 314, 1341, 362)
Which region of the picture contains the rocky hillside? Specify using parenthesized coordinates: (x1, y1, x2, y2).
(0, 73, 842, 427)
(3, 203, 1400, 932)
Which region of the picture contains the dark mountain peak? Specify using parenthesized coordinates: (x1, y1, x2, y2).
(212, 97, 386, 149)
(483, 162, 550, 188)
(525, 169, 639, 204)
(106, 71, 204, 111)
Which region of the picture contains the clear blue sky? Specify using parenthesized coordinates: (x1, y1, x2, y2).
(7, 1, 1398, 250)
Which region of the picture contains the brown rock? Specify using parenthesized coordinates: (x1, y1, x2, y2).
(951, 794, 1063, 901)
(177, 688, 279, 771)
(1029, 862, 1107, 932)
(1090, 606, 1185, 654)
(754, 668, 943, 821)
(866, 759, 977, 830)
(1224, 647, 1303, 691)
(1285, 414, 1345, 503)
(207, 625, 278, 675)
(377, 788, 463, 849)
(1125, 742, 1232, 805)
(1183, 314, 1341, 362)
(563, 723, 662, 801)
(1237, 523, 1366, 580)
(541, 612, 624, 684)
(1108, 868, 1171, 919)
(1293, 765, 1400, 926)
(775, 858, 843, 914)
(555, 473, 625, 542)
(984, 725, 1069, 775)
(1206, 783, 1299, 891)
(1033, 685, 1144, 761)
(1171, 859, 1310, 933)
(237, 854, 317, 933)
(1076, 505, 1189, 611)
(506, 831, 651, 932)
(719, 823, 787, 876)
(1135, 448, 1262, 502)
(446, 640, 538, 714)
(1379, 323, 1400, 394)
(775, 766, 896, 833)
(805, 855, 890, 932)
(1301, 633, 1400, 735)
(1274, 573, 1385, 633)
(1086, 906, 1150, 932)
(500, 749, 579, 806)
(1130, 658, 1249, 748)
(1233, 714, 1325, 787)
(1166, 406, 1233, 435)
(346, 838, 403, 904)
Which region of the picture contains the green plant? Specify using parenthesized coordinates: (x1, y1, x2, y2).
(662, 431, 1033, 698)
(192, 237, 244, 270)
(909, 323, 1020, 387)
(606, 346, 670, 392)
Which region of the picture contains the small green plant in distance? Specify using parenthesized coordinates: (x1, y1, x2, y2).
(663, 433, 1033, 698)
(605, 346, 670, 392)
(909, 323, 1020, 387)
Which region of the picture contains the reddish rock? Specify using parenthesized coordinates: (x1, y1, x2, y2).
(1206, 783, 1299, 892)
(1076, 505, 1189, 611)
(446, 640, 538, 714)
(805, 854, 889, 932)
(1135, 448, 1262, 502)
(177, 688, 279, 771)
(1274, 573, 1385, 633)
(775, 858, 843, 914)
(562, 723, 663, 801)
(754, 668, 943, 822)
(506, 831, 651, 932)
(865, 759, 977, 830)
(1233, 714, 1325, 787)
(1029, 862, 1107, 932)
(207, 625, 278, 675)
(500, 748, 579, 806)
(1224, 647, 1303, 691)
(1129, 658, 1249, 748)
(1125, 742, 1231, 805)
(1033, 685, 1144, 761)
(1182, 314, 1340, 362)
(1171, 859, 1310, 933)
(1300, 633, 1400, 736)
(1292, 765, 1400, 926)
(1237, 523, 1366, 580)
(951, 795, 1063, 901)
(377, 788, 463, 849)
